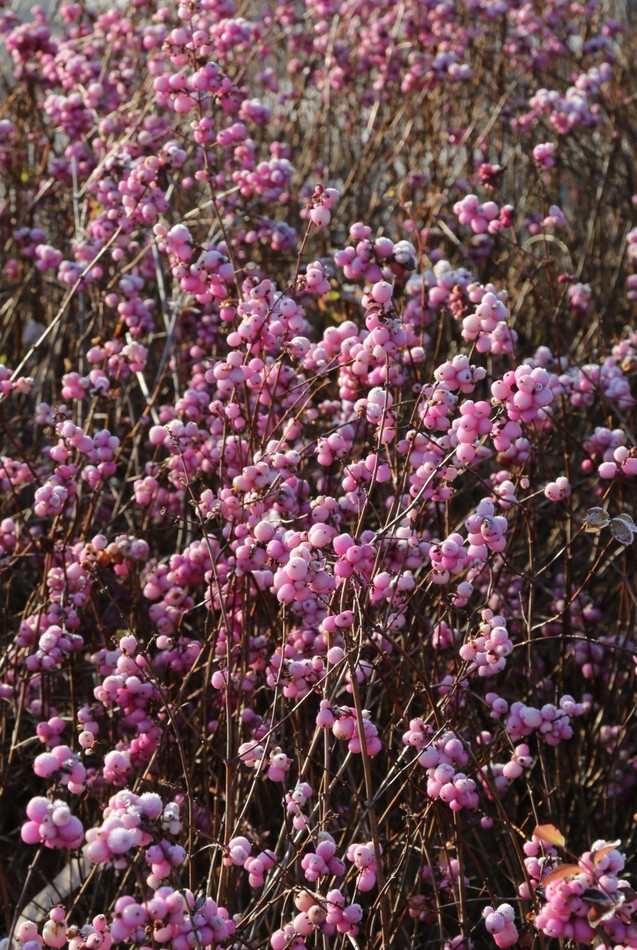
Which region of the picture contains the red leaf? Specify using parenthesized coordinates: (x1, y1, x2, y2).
(587, 901, 617, 926)
(542, 864, 582, 886)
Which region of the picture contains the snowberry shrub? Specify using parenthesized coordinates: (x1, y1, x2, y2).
(1, 1, 637, 949)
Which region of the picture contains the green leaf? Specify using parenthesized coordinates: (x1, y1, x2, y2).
(582, 507, 610, 531)
(610, 515, 635, 545)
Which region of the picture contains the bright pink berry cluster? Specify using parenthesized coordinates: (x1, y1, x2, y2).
(21, 797, 84, 850)
(459, 610, 512, 676)
(482, 903, 518, 948)
(270, 889, 362, 948)
(300, 832, 345, 882)
(522, 836, 637, 945)
(453, 194, 513, 235)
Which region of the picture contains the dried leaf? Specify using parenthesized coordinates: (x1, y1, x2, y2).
(581, 887, 613, 904)
(533, 823, 566, 847)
